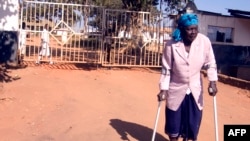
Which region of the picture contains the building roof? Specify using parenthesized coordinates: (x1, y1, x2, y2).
(227, 9, 250, 19)
(197, 9, 250, 19)
(197, 10, 223, 16)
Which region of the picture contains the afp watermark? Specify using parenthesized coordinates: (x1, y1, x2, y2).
(224, 125, 250, 141)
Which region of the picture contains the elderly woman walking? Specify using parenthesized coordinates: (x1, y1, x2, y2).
(157, 13, 218, 141)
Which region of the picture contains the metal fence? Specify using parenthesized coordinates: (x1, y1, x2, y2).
(20, 1, 174, 67)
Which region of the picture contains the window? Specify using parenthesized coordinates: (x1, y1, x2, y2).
(207, 26, 233, 43)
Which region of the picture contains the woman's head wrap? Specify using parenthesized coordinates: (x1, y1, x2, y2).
(172, 13, 199, 41)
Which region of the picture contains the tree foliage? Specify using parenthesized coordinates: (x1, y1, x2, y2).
(121, 0, 159, 11)
(27, 0, 160, 12)
(119, 0, 188, 14)
(163, 0, 188, 14)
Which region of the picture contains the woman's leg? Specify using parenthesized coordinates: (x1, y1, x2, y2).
(165, 106, 182, 141)
(181, 94, 202, 141)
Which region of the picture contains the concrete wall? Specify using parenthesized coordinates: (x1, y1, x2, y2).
(198, 14, 250, 46)
(0, 0, 19, 31)
(0, 0, 19, 64)
(202, 70, 250, 90)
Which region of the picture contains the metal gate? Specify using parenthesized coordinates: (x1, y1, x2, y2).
(102, 9, 173, 67)
(20, 1, 174, 67)
(20, 1, 104, 64)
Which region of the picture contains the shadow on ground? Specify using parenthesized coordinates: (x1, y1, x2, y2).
(110, 119, 168, 141)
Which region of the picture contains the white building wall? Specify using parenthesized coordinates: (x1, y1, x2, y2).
(0, 0, 19, 31)
(234, 18, 250, 46)
(198, 14, 250, 46)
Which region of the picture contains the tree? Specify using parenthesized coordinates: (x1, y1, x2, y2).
(121, 0, 159, 12)
(162, 0, 191, 15)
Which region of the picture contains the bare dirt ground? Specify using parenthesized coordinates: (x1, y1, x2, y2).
(0, 63, 250, 141)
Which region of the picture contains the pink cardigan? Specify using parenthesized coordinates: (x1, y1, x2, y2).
(159, 33, 218, 111)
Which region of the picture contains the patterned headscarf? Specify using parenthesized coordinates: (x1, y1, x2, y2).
(172, 13, 199, 41)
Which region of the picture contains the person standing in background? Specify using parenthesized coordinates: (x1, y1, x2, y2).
(36, 24, 53, 64)
(157, 13, 218, 141)
(18, 22, 27, 66)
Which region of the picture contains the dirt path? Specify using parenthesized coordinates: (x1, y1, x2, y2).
(0, 64, 249, 141)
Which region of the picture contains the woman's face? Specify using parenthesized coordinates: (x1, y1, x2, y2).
(183, 25, 198, 43)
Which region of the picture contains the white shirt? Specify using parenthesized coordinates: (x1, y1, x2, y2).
(41, 29, 50, 43)
(118, 30, 125, 38)
(185, 50, 191, 95)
